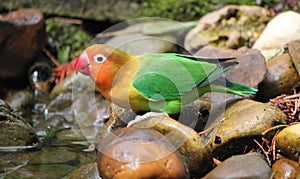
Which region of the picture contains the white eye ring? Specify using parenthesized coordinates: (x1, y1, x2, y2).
(93, 54, 106, 64)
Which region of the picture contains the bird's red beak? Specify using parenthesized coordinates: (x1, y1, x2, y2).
(74, 53, 90, 76)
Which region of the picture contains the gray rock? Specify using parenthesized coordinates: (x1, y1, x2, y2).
(5, 90, 33, 115)
(105, 33, 176, 55)
(50, 73, 110, 144)
(203, 153, 272, 179)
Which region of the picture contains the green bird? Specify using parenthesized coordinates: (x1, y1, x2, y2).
(74, 44, 257, 114)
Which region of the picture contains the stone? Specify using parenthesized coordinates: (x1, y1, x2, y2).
(70, 162, 100, 179)
(272, 157, 300, 179)
(105, 33, 176, 55)
(33, 114, 68, 137)
(256, 52, 300, 100)
(96, 127, 189, 179)
(288, 39, 300, 77)
(0, 9, 46, 86)
(185, 5, 270, 51)
(4, 89, 33, 115)
(203, 153, 272, 179)
(276, 124, 300, 160)
(6, 164, 75, 178)
(49, 72, 110, 142)
(203, 99, 287, 159)
(253, 11, 300, 58)
(28, 147, 78, 165)
(56, 128, 88, 142)
(94, 20, 183, 55)
(0, 99, 38, 150)
(133, 115, 214, 177)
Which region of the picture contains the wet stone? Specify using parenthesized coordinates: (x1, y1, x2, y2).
(5, 164, 75, 178)
(257, 52, 300, 100)
(272, 157, 300, 179)
(56, 128, 88, 142)
(33, 114, 69, 137)
(203, 153, 272, 179)
(28, 147, 78, 165)
(4, 90, 34, 116)
(97, 127, 189, 179)
(288, 39, 300, 77)
(276, 124, 300, 160)
(203, 99, 287, 159)
(0, 100, 38, 150)
(70, 162, 100, 179)
(133, 115, 214, 177)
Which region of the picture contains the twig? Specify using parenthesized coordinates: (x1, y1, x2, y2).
(43, 48, 60, 67)
(51, 17, 82, 25)
(254, 139, 271, 166)
(283, 93, 300, 99)
(291, 98, 300, 115)
(198, 127, 213, 135)
(265, 48, 283, 62)
(213, 158, 222, 166)
(262, 125, 288, 136)
(271, 130, 281, 161)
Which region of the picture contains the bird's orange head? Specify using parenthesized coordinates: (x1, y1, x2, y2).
(75, 44, 132, 76)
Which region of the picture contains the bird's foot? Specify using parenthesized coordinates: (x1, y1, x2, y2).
(127, 112, 168, 127)
(51, 60, 76, 84)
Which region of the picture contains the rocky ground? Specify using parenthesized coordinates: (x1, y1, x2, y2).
(0, 2, 299, 179)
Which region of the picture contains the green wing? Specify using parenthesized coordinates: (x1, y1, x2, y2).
(132, 53, 220, 100)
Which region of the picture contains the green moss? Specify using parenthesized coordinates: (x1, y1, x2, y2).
(45, 18, 92, 63)
(136, 0, 257, 21)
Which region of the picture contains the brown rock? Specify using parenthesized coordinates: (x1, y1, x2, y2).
(203, 153, 272, 179)
(272, 157, 300, 179)
(276, 124, 300, 160)
(257, 53, 300, 100)
(204, 99, 287, 159)
(133, 115, 213, 177)
(288, 39, 300, 76)
(96, 127, 189, 179)
(70, 162, 99, 179)
(0, 9, 46, 86)
(185, 5, 270, 51)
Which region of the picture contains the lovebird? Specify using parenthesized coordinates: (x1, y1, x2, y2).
(74, 44, 257, 114)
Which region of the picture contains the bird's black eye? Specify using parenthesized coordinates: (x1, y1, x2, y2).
(93, 54, 106, 64)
